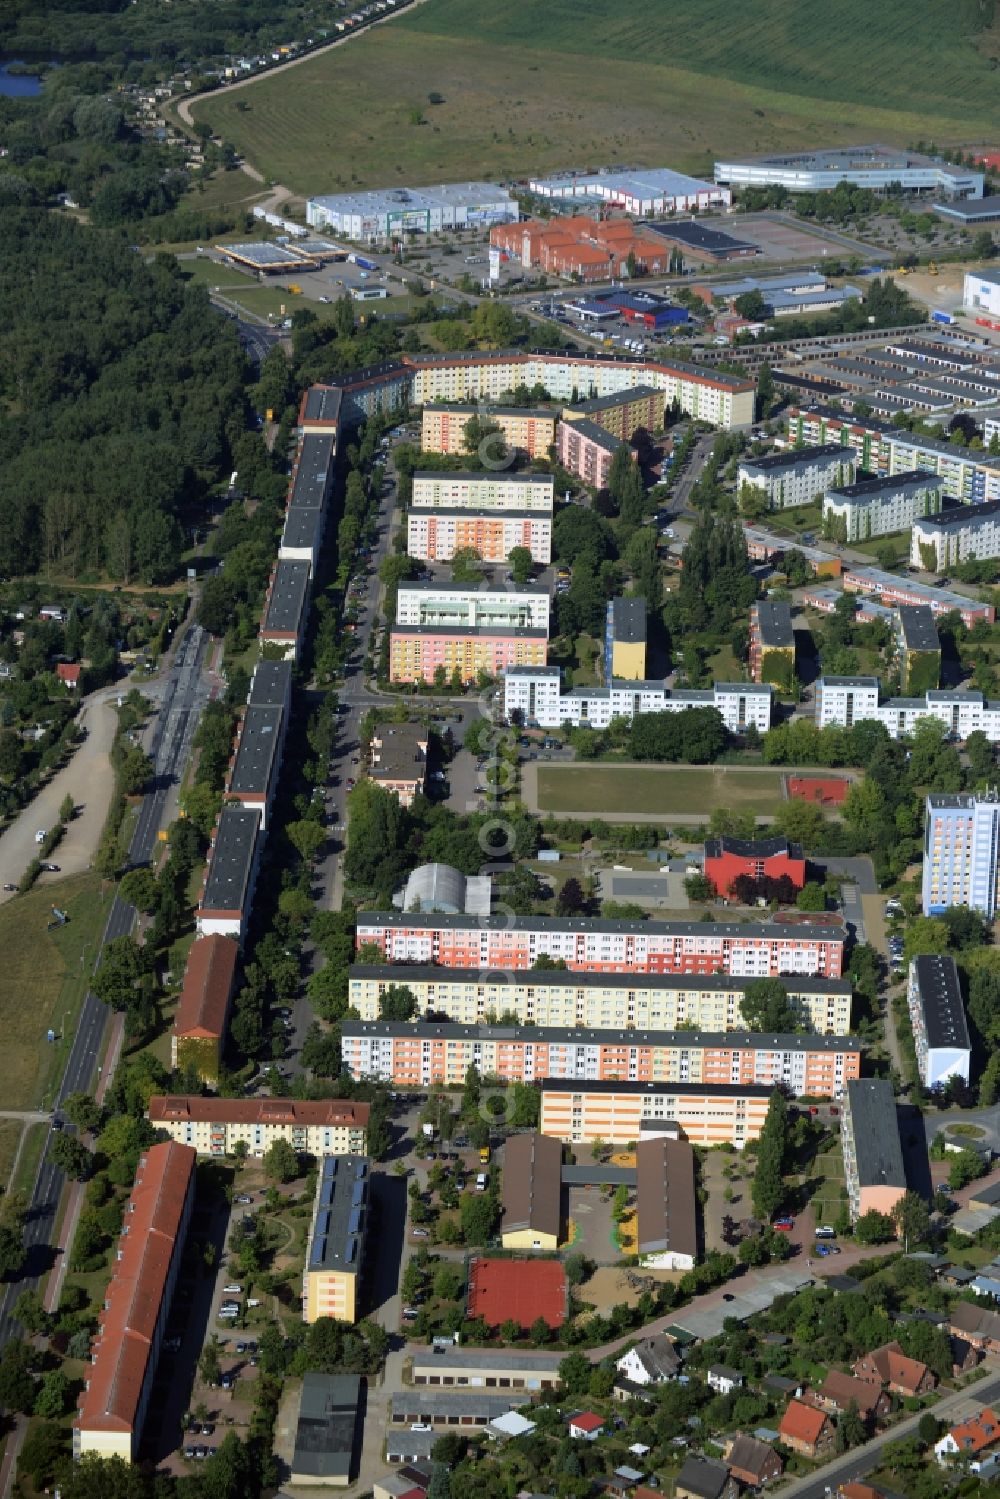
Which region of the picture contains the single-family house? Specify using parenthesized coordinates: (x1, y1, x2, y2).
(779, 1400, 835, 1459)
(706, 1365, 744, 1396)
(951, 1335, 982, 1375)
(673, 1457, 738, 1499)
(851, 1342, 937, 1398)
(724, 1434, 783, 1488)
(935, 1407, 1000, 1471)
(949, 1301, 1000, 1354)
(568, 1412, 604, 1441)
(615, 1337, 681, 1387)
(813, 1370, 890, 1424)
(971, 1275, 1000, 1300)
(56, 662, 81, 688)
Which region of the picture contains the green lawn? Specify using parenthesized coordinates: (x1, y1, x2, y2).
(850, 531, 910, 559)
(535, 764, 788, 817)
(191, 0, 997, 196)
(0, 873, 112, 1112)
(176, 258, 422, 320)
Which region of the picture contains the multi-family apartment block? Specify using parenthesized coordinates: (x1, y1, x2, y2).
(340, 1018, 861, 1093)
(389, 625, 547, 685)
(170, 934, 238, 1082)
(395, 584, 550, 632)
(749, 600, 795, 684)
(260, 558, 312, 660)
(421, 404, 558, 459)
(406, 506, 552, 565)
(503, 666, 773, 733)
(147, 1097, 370, 1157)
(347, 961, 851, 1029)
(197, 806, 262, 942)
(737, 444, 854, 510)
(841, 1078, 906, 1223)
(606, 597, 647, 681)
(822, 471, 944, 543)
(842, 565, 995, 627)
(355, 913, 845, 978)
(561, 384, 667, 440)
(539, 1078, 772, 1148)
(303, 1155, 369, 1325)
(907, 954, 971, 1091)
(555, 418, 631, 488)
(816, 678, 1000, 740)
(922, 792, 1000, 917)
(410, 472, 554, 514)
(895, 605, 941, 693)
(911, 498, 1000, 571)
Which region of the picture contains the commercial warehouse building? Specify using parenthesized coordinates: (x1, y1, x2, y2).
(964, 269, 1000, 318)
(911, 498, 1000, 571)
(490, 215, 671, 281)
(749, 600, 795, 684)
(406, 506, 553, 566)
(556, 417, 630, 488)
(390, 1390, 534, 1429)
(389, 624, 548, 685)
(306, 182, 518, 240)
(147, 1096, 370, 1158)
(410, 1347, 562, 1389)
(410, 471, 554, 514)
(340, 1016, 861, 1090)
(539, 1078, 772, 1148)
(841, 1079, 907, 1223)
(170, 934, 238, 1081)
(907, 955, 971, 1091)
(923, 792, 1000, 918)
(303, 1155, 370, 1325)
(527, 167, 731, 215)
(196, 805, 261, 941)
(290, 1373, 361, 1488)
(816, 678, 1000, 742)
(501, 1132, 563, 1250)
(503, 666, 773, 733)
(737, 444, 855, 511)
(395, 584, 550, 632)
(714, 146, 983, 198)
(822, 471, 945, 544)
(421, 404, 557, 460)
(74, 1143, 196, 1463)
(354, 911, 846, 977)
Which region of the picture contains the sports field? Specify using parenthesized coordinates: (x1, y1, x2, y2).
(192, 0, 998, 197)
(534, 764, 787, 818)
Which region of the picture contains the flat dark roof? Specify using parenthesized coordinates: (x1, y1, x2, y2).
(636, 1136, 698, 1259)
(281, 503, 325, 554)
(308, 1155, 368, 1275)
(830, 469, 944, 500)
(423, 404, 555, 419)
(228, 704, 284, 797)
(753, 600, 794, 649)
(302, 386, 342, 425)
(573, 385, 662, 414)
(341, 1012, 858, 1041)
(502, 1132, 562, 1241)
(846, 1079, 906, 1190)
(612, 596, 647, 644)
(202, 806, 260, 913)
(289, 432, 336, 510)
(400, 582, 550, 597)
(355, 911, 843, 942)
(292, 1372, 360, 1480)
(936, 196, 1000, 222)
(563, 417, 628, 453)
(645, 220, 759, 256)
(742, 442, 850, 472)
(248, 659, 293, 707)
(911, 953, 971, 1053)
(371, 723, 427, 782)
(705, 835, 801, 860)
(919, 498, 1000, 529)
(264, 559, 311, 634)
(897, 605, 940, 654)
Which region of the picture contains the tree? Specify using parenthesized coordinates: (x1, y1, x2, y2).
(50, 1132, 92, 1181)
(973, 229, 996, 261)
(839, 1399, 867, 1449)
(63, 1092, 103, 1133)
(903, 917, 950, 962)
(557, 877, 586, 915)
(756, 361, 775, 417)
(432, 1264, 464, 1301)
(460, 1189, 499, 1245)
(795, 882, 826, 912)
(892, 1191, 930, 1250)
(263, 1137, 299, 1184)
(34, 1367, 71, 1418)
(199, 1337, 222, 1387)
(559, 1351, 593, 1394)
(15, 1289, 51, 1337)
(854, 1208, 895, 1245)
(507, 546, 534, 585)
(379, 984, 418, 1021)
(751, 1090, 788, 1223)
(118, 868, 159, 914)
(740, 979, 799, 1031)
(948, 1146, 988, 1191)
(286, 819, 326, 864)
(19, 1422, 66, 1490)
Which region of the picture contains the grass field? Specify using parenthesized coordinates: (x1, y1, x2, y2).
(535, 764, 787, 817)
(0, 873, 111, 1113)
(192, 0, 1000, 196)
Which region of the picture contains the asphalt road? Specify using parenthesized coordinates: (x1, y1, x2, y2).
(0, 623, 211, 1351)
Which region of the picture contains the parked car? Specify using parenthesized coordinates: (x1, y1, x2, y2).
(411, 1227, 430, 1239)
(40, 863, 60, 873)
(773, 1218, 794, 1231)
(815, 1226, 837, 1238)
(222, 1284, 243, 1295)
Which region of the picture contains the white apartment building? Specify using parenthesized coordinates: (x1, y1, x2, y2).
(346, 965, 853, 1033)
(907, 954, 971, 1091)
(395, 584, 550, 632)
(817, 677, 1000, 741)
(923, 792, 1000, 917)
(503, 667, 773, 733)
(822, 471, 944, 543)
(737, 443, 854, 510)
(911, 498, 1000, 571)
(146, 1097, 370, 1157)
(411, 472, 555, 513)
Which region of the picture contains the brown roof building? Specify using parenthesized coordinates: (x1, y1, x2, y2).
(635, 1136, 698, 1270)
(74, 1142, 197, 1463)
(501, 1132, 563, 1250)
(171, 935, 239, 1081)
(148, 1096, 370, 1158)
(852, 1341, 937, 1398)
(724, 1434, 783, 1488)
(779, 1399, 835, 1459)
(813, 1370, 890, 1424)
(949, 1300, 1000, 1354)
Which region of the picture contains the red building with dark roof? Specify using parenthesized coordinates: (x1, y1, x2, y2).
(704, 836, 806, 898)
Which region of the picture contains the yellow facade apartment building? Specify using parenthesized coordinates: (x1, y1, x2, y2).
(147, 1096, 370, 1158)
(539, 1079, 772, 1148)
(303, 1155, 369, 1325)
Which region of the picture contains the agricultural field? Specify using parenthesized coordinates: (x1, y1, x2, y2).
(533, 763, 788, 818)
(192, 0, 998, 198)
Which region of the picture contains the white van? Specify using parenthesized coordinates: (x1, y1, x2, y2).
(475, 1172, 488, 1192)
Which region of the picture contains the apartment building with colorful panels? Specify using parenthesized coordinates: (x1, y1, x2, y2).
(407, 506, 552, 565)
(346, 963, 853, 1033)
(421, 404, 557, 459)
(539, 1078, 772, 1148)
(340, 1018, 861, 1094)
(354, 913, 845, 978)
(396, 583, 550, 632)
(147, 1096, 370, 1158)
(389, 625, 548, 685)
(411, 472, 554, 513)
(561, 384, 667, 441)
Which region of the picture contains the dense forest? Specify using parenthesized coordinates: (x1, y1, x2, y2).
(0, 210, 248, 581)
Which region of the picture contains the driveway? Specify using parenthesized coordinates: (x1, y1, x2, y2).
(0, 684, 121, 901)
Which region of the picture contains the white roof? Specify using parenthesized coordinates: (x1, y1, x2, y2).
(490, 1412, 537, 1438)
